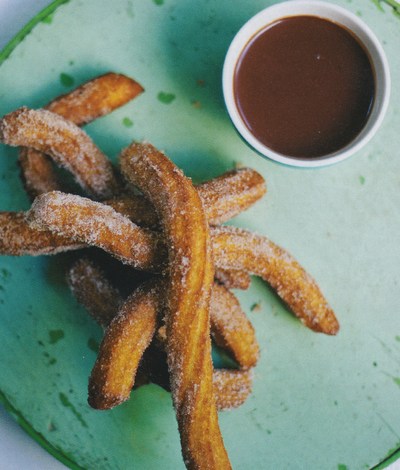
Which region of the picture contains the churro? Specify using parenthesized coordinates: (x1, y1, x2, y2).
(67, 257, 123, 329)
(68, 258, 258, 369)
(19, 73, 143, 200)
(0, 211, 82, 256)
(142, 346, 254, 411)
(46, 72, 144, 126)
(105, 166, 266, 228)
(119, 142, 231, 469)
(197, 167, 266, 225)
(19, 147, 60, 198)
(211, 226, 339, 335)
(0, 107, 119, 198)
(27, 191, 338, 334)
(3, 164, 266, 256)
(213, 369, 253, 411)
(68, 259, 255, 410)
(215, 267, 251, 290)
(68, 236, 249, 412)
(0, 72, 341, 470)
(88, 279, 161, 410)
(3, 164, 266, 259)
(104, 194, 158, 228)
(211, 283, 259, 368)
(26, 191, 166, 270)
(140, 346, 253, 411)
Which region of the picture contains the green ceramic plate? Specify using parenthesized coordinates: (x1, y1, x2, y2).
(0, 1, 399, 469)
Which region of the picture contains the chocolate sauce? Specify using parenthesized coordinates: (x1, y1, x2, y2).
(234, 16, 375, 158)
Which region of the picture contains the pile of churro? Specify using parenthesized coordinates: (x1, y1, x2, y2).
(0, 73, 339, 469)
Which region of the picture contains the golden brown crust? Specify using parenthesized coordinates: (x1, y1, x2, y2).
(119, 142, 231, 470)
(67, 260, 254, 411)
(86, 280, 254, 411)
(139, 347, 254, 411)
(0, 107, 119, 199)
(3, 166, 266, 258)
(105, 167, 266, 228)
(68, 257, 259, 369)
(198, 167, 266, 225)
(23, 189, 338, 334)
(46, 72, 144, 126)
(210, 283, 259, 368)
(24, 190, 338, 334)
(18, 147, 60, 199)
(142, 346, 254, 411)
(213, 369, 253, 411)
(67, 257, 123, 329)
(104, 194, 158, 228)
(214, 267, 251, 290)
(212, 226, 339, 335)
(18, 73, 143, 200)
(0, 71, 341, 470)
(88, 279, 161, 410)
(26, 191, 166, 270)
(0, 211, 82, 256)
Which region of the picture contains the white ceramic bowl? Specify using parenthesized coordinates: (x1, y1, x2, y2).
(222, 0, 391, 167)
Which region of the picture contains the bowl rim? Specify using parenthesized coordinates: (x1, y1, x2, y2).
(222, 0, 391, 168)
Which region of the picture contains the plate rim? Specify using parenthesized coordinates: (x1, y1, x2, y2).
(0, 0, 69, 66)
(0, 2, 85, 468)
(0, 389, 82, 469)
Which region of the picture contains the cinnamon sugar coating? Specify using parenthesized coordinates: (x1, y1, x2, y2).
(19, 73, 143, 200)
(26, 191, 166, 271)
(120, 142, 231, 470)
(0, 107, 119, 198)
(25, 193, 338, 335)
(211, 283, 259, 368)
(88, 279, 161, 410)
(68, 258, 255, 411)
(212, 226, 339, 335)
(0, 72, 341, 470)
(0, 211, 83, 255)
(106, 167, 266, 228)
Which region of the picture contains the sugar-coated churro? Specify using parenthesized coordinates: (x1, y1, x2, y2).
(0, 70, 343, 470)
(68, 259, 255, 410)
(46, 72, 144, 126)
(213, 369, 253, 411)
(1, 164, 265, 258)
(211, 225, 339, 335)
(26, 191, 166, 271)
(68, 257, 259, 369)
(19, 73, 143, 200)
(141, 345, 254, 411)
(88, 279, 161, 410)
(19, 164, 266, 258)
(119, 142, 231, 469)
(4, 164, 266, 259)
(0, 211, 83, 256)
(0, 107, 119, 198)
(26, 191, 338, 334)
(197, 167, 266, 225)
(104, 194, 158, 228)
(19, 147, 60, 198)
(215, 267, 251, 290)
(105, 166, 266, 228)
(67, 257, 123, 329)
(211, 283, 259, 368)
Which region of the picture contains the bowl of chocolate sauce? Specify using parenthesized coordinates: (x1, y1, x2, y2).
(223, 1, 391, 167)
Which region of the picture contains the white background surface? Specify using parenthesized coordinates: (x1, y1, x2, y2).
(0, 4, 66, 469)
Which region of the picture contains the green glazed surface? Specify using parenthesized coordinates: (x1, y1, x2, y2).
(0, 1, 399, 469)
